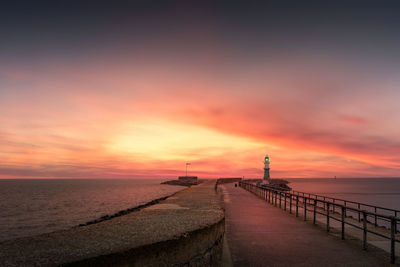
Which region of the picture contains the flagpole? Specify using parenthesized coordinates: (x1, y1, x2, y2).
(185, 162, 190, 177)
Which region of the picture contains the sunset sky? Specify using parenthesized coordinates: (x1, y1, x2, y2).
(1, 1, 400, 178)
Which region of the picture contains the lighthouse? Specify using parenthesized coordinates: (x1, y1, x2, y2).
(263, 155, 270, 180)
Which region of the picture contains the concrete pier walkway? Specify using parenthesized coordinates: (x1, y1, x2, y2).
(0, 181, 224, 266)
(220, 183, 394, 267)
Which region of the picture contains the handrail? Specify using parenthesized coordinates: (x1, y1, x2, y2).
(239, 181, 399, 264)
(289, 190, 399, 229)
(291, 189, 399, 214)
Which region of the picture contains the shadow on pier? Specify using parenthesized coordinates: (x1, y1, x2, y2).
(219, 182, 398, 266)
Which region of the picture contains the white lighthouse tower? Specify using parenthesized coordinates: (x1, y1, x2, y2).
(263, 154, 270, 180)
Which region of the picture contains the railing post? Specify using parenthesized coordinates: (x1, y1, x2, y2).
(304, 197, 307, 221)
(279, 192, 282, 208)
(363, 211, 367, 250)
(296, 196, 299, 217)
(284, 193, 287, 211)
(313, 199, 317, 224)
(341, 206, 345, 240)
(289, 194, 292, 214)
(268, 190, 271, 203)
(391, 217, 396, 264)
(275, 192, 278, 207)
(326, 203, 330, 232)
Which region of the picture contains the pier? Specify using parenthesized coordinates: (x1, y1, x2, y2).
(219, 181, 400, 266)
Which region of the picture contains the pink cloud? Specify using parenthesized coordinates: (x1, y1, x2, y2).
(338, 115, 367, 125)
(0, 70, 29, 80)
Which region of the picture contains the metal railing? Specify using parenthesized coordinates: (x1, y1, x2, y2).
(239, 181, 400, 264)
(290, 189, 399, 231)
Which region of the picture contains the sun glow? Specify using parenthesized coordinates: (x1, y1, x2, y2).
(106, 120, 264, 161)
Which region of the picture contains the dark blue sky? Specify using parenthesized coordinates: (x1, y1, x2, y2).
(2, 1, 400, 62)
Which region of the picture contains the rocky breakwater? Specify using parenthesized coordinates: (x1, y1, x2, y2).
(0, 180, 224, 267)
(161, 176, 201, 187)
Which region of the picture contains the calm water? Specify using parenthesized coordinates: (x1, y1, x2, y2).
(0, 179, 184, 242)
(288, 178, 400, 211)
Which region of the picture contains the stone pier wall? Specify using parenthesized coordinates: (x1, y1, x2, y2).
(0, 180, 224, 267)
(68, 217, 225, 267)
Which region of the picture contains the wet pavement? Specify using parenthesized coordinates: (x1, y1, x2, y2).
(220, 183, 395, 267)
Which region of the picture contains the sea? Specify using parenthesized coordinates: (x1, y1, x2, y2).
(0, 179, 185, 242)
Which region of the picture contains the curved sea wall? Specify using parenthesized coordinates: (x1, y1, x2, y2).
(0, 180, 224, 267)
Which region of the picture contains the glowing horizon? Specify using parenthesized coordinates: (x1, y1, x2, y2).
(1, 2, 400, 179)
